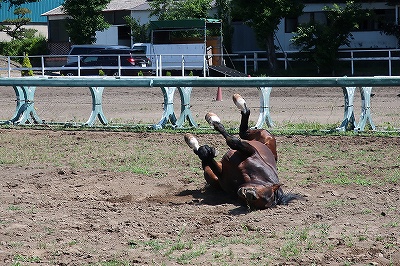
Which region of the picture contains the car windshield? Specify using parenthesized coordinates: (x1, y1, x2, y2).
(82, 56, 98, 63)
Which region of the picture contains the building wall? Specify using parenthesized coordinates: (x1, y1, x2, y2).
(0, 0, 63, 23)
(0, 0, 64, 41)
(232, 2, 399, 53)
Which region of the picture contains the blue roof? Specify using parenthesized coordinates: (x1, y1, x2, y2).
(0, 0, 64, 23)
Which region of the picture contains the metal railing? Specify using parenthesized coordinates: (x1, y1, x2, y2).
(2, 49, 400, 77)
(0, 76, 398, 131)
(232, 49, 400, 76)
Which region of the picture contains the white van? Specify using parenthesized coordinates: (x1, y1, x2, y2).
(66, 44, 130, 64)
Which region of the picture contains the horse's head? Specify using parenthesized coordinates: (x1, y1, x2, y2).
(237, 183, 282, 210)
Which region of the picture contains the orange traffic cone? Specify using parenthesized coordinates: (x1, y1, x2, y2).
(215, 87, 222, 101)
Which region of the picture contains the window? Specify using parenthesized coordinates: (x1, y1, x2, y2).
(357, 9, 395, 31)
(285, 12, 327, 33)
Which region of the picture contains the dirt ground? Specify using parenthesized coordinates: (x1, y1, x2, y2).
(0, 84, 399, 265)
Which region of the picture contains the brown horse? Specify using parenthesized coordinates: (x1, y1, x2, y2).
(184, 94, 300, 210)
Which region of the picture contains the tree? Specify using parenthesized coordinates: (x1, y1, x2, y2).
(381, 23, 400, 47)
(0, 7, 37, 40)
(0, 0, 39, 8)
(215, 0, 233, 53)
(21, 52, 33, 76)
(149, 0, 212, 20)
(232, 0, 304, 72)
(124, 16, 150, 43)
(291, 1, 369, 75)
(381, 0, 400, 47)
(62, 0, 111, 44)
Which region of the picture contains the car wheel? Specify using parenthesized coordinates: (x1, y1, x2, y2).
(109, 71, 120, 76)
(64, 72, 75, 76)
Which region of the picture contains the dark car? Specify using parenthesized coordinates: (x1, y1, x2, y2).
(60, 48, 152, 76)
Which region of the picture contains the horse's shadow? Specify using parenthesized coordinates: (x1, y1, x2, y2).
(177, 186, 248, 215)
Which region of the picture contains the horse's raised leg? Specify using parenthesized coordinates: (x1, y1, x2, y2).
(205, 112, 256, 157)
(184, 133, 222, 189)
(233, 93, 277, 161)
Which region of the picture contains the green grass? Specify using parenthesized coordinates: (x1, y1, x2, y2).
(12, 254, 41, 264)
(0, 127, 399, 265)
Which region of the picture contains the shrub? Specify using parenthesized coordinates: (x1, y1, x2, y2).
(0, 36, 48, 65)
(21, 53, 33, 76)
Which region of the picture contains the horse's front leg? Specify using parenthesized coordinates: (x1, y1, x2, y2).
(184, 133, 222, 189)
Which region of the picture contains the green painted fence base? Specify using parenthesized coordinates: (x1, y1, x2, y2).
(175, 87, 198, 128)
(0, 77, 381, 131)
(154, 87, 198, 129)
(85, 87, 108, 126)
(255, 87, 273, 128)
(357, 87, 376, 131)
(337, 87, 357, 131)
(154, 87, 178, 129)
(8, 86, 42, 125)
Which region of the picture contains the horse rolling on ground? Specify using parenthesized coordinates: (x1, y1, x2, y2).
(184, 93, 302, 210)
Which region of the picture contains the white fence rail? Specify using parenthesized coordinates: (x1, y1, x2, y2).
(1, 49, 400, 77)
(232, 49, 400, 76)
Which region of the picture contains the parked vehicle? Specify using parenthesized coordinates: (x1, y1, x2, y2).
(66, 44, 130, 64)
(60, 48, 152, 76)
(132, 42, 208, 75)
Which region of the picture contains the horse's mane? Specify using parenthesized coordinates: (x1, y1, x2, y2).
(276, 191, 305, 205)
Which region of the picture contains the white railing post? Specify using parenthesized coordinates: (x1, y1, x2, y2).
(351, 51, 354, 76)
(159, 55, 162, 77)
(203, 55, 207, 77)
(7, 56, 11, 77)
(388, 50, 392, 76)
(244, 55, 247, 75)
(181, 55, 185, 76)
(284, 52, 288, 71)
(253, 52, 258, 72)
(118, 55, 121, 76)
(77, 55, 81, 76)
(155, 56, 159, 77)
(41, 56, 45, 76)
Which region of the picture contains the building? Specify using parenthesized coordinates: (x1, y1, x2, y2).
(233, 1, 399, 53)
(42, 0, 154, 55)
(41, 1, 400, 55)
(0, 0, 64, 41)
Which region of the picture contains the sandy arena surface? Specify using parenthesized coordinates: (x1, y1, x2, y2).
(0, 80, 399, 265)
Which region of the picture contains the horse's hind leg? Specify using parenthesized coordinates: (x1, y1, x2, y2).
(184, 133, 222, 189)
(205, 113, 255, 157)
(233, 93, 278, 161)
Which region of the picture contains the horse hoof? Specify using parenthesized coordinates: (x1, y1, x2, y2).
(184, 133, 200, 151)
(205, 112, 220, 126)
(233, 93, 248, 113)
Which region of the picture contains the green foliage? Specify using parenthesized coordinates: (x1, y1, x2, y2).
(149, 0, 212, 20)
(62, 0, 111, 44)
(123, 16, 149, 43)
(0, 36, 47, 64)
(215, 0, 234, 52)
(0, 0, 39, 8)
(232, 0, 304, 72)
(291, 1, 369, 75)
(0, 7, 37, 40)
(21, 52, 33, 76)
(98, 69, 105, 76)
(381, 23, 400, 47)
